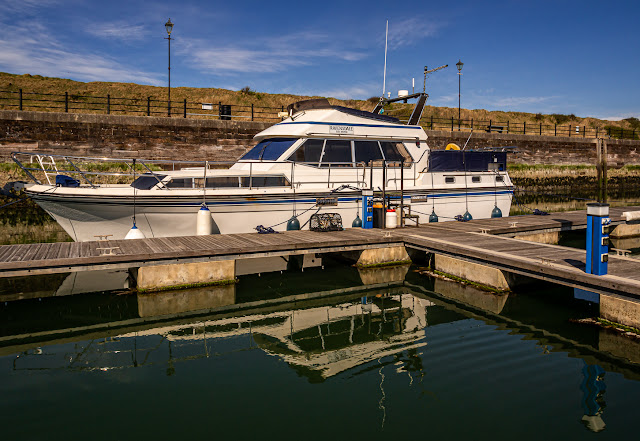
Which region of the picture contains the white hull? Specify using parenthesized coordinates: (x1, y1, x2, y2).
(31, 188, 513, 241)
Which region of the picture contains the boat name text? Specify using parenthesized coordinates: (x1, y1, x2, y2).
(329, 125, 354, 135)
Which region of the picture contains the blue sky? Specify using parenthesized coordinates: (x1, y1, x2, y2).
(0, 0, 637, 119)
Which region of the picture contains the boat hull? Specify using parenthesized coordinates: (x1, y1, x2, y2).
(28, 188, 513, 241)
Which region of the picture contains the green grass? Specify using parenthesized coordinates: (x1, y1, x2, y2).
(1, 71, 637, 131)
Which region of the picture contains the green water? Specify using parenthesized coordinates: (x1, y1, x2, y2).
(1, 260, 639, 440)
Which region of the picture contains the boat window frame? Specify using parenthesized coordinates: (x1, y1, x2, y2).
(239, 137, 299, 162)
(354, 140, 385, 167)
(289, 138, 415, 168)
(166, 175, 291, 189)
(319, 138, 355, 168)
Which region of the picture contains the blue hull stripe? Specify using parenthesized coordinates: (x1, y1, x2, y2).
(35, 190, 513, 207)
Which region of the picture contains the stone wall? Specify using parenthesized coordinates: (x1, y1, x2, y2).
(0, 110, 271, 162)
(1, 110, 639, 166)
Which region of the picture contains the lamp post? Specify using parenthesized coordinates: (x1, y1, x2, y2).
(456, 59, 463, 128)
(165, 18, 174, 117)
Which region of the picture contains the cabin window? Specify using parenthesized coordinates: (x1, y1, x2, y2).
(472, 176, 481, 183)
(199, 177, 241, 188)
(496, 175, 504, 182)
(240, 176, 291, 187)
(288, 139, 323, 165)
(239, 138, 297, 161)
(380, 141, 413, 167)
(131, 175, 166, 190)
(445, 176, 455, 184)
(354, 141, 384, 166)
(166, 178, 194, 188)
(320, 139, 353, 167)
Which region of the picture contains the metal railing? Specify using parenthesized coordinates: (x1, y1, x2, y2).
(396, 114, 638, 140)
(12, 152, 406, 190)
(3, 88, 637, 140)
(0, 89, 284, 122)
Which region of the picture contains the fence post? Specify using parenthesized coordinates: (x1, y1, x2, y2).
(430, 115, 433, 129)
(471, 118, 473, 130)
(65, 92, 69, 112)
(107, 94, 110, 114)
(147, 97, 151, 116)
(218, 101, 222, 120)
(184, 99, 187, 118)
(489, 119, 492, 133)
(523, 121, 526, 135)
(539, 123, 542, 135)
(595, 127, 598, 138)
(583, 126, 586, 138)
(506, 120, 509, 133)
(251, 103, 254, 121)
(19, 89, 22, 111)
(554, 124, 557, 136)
(451, 116, 454, 131)
(569, 125, 571, 137)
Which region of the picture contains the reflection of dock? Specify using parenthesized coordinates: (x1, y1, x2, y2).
(4, 276, 640, 383)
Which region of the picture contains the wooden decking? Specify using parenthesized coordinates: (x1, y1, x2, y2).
(0, 228, 403, 277)
(0, 206, 639, 297)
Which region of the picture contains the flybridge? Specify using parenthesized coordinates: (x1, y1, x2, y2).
(372, 92, 429, 126)
(286, 95, 430, 126)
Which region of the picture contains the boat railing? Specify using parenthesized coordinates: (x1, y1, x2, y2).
(11, 152, 418, 190)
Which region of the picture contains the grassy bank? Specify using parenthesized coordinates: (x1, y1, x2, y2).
(1, 71, 638, 132)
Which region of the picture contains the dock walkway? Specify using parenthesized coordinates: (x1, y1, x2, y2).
(0, 206, 639, 297)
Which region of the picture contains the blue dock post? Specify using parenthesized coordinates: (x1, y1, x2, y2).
(586, 203, 610, 275)
(362, 190, 374, 229)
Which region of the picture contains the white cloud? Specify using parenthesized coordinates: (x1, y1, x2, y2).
(387, 17, 445, 49)
(182, 30, 368, 75)
(85, 21, 149, 41)
(312, 84, 380, 100)
(592, 114, 640, 121)
(0, 0, 58, 14)
(0, 19, 161, 85)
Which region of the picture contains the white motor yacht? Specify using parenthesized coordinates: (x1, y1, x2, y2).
(16, 96, 514, 241)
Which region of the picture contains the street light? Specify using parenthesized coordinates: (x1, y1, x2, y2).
(165, 18, 174, 117)
(456, 59, 463, 128)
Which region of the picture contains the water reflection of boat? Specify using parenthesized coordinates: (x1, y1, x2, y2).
(7, 291, 434, 380)
(125, 293, 430, 380)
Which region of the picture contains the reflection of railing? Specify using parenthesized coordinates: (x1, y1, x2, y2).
(11, 152, 425, 190)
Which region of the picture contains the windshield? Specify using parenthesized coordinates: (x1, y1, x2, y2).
(239, 138, 298, 161)
(131, 175, 166, 190)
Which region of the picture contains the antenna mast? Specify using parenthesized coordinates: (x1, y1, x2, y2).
(382, 20, 388, 97)
(423, 64, 448, 93)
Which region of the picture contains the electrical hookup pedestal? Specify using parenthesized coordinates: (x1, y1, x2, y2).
(362, 190, 374, 229)
(586, 203, 610, 276)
